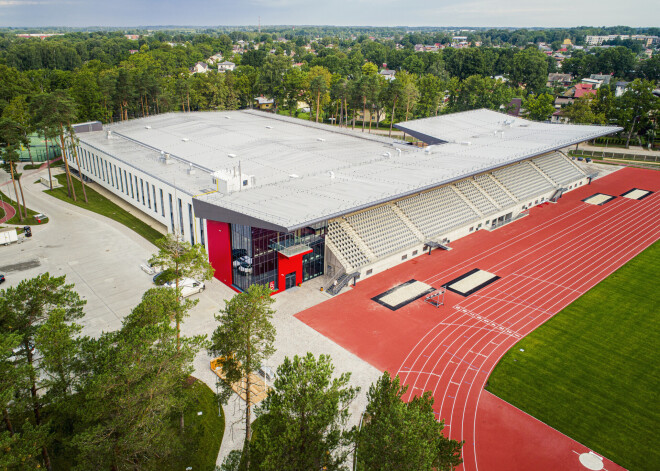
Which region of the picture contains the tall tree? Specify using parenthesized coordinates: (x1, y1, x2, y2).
(251, 353, 358, 471)
(0, 273, 86, 471)
(356, 372, 463, 471)
(511, 48, 548, 94)
(31, 91, 87, 202)
(417, 74, 443, 117)
(2, 95, 36, 165)
(73, 288, 205, 471)
(148, 233, 214, 350)
(306, 66, 332, 122)
(258, 54, 292, 112)
(209, 283, 276, 466)
(0, 117, 29, 220)
(524, 93, 556, 121)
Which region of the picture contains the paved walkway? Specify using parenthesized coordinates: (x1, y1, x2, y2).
(0, 165, 380, 469)
(0, 200, 16, 224)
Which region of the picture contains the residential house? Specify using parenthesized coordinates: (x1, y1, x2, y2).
(254, 96, 274, 111)
(581, 78, 604, 89)
(129, 49, 139, 55)
(355, 108, 384, 124)
(207, 53, 224, 64)
(546, 73, 573, 88)
(589, 74, 612, 86)
(190, 62, 209, 74)
(217, 61, 236, 73)
(551, 110, 568, 123)
(555, 83, 596, 107)
(379, 69, 396, 81)
(505, 98, 523, 117)
(615, 81, 630, 97)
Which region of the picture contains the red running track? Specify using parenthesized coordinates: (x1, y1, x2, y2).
(296, 168, 660, 471)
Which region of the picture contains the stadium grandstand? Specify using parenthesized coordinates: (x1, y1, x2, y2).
(68, 109, 620, 294)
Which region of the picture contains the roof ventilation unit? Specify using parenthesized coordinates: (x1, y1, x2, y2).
(265, 125, 273, 129)
(145, 125, 151, 129)
(181, 137, 189, 142)
(328, 171, 335, 180)
(228, 153, 237, 158)
(289, 174, 300, 179)
(106, 130, 112, 139)
(212, 168, 254, 194)
(187, 164, 195, 175)
(317, 138, 325, 142)
(161, 153, 174, 165)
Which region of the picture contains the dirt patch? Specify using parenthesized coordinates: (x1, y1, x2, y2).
(0, 259, 41, 272)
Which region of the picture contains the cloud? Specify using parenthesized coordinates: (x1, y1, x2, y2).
(0, 0, 78, 6)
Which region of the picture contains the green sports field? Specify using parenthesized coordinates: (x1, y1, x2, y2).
(486, 241, 660, 471)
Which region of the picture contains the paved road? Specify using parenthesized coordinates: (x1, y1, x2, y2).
(0, 166, 380, 468)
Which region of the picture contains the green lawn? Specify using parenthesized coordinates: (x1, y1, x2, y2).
(0, 187, 46, 225)
(165, 379, 225, 471)
(45, 173, 164, 245)
(486, 241, 660, 471)
(50, 379, 224, 471)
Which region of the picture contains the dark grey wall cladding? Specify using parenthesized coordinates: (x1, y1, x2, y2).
(72, 121, 103, 133)
(192, 198, 289, 233)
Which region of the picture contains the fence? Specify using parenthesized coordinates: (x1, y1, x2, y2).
(569, 149, 660, 163)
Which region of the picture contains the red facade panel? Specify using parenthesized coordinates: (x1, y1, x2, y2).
(274, 251, 308, 294)
(206, 220, 234, 288)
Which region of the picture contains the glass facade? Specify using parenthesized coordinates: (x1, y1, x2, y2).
(229, 222, 326, 292)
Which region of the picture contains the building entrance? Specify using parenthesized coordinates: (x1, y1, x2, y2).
(285, 272, 297, 290)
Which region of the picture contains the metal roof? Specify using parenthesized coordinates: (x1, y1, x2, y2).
(76, 109, 620, 233)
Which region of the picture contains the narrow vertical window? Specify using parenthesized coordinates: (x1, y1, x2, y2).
(178, 198, 184, 236)
(188, 204, 194, 244)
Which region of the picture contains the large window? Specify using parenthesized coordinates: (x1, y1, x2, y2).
(168, 193, 175, 232)
(188, 204, 194, 245)
(160, 189, 165, 217)
(178, 198, 184, 236)
(146, 180, 151, 208)
(140, 179, 145, 205)
(199, 218, 205, 248)
(129, 173, 134, 198)
(152, 185, 157, 213)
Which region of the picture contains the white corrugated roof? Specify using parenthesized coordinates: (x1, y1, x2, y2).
(76, 109, 620, 232)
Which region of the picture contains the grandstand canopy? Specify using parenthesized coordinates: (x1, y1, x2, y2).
(76, 109, 620, 233)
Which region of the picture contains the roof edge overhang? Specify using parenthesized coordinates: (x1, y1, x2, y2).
(192, 198, 290, 233)
(195, 125, 622, 233)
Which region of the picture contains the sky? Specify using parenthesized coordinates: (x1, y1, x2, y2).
(0, 0, 658, 28)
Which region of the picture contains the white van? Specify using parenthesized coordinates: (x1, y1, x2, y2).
(166, 278, 205, 298)
(0, 228, 18, 246)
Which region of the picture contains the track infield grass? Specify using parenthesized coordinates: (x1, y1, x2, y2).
(486, 240, 659, 471)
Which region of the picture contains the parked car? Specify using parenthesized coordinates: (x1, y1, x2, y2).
(23, 226, 32, 237)
(34, 213, 48, 223)
(0, 274, 5, 284)
(166, 277, 205, 298)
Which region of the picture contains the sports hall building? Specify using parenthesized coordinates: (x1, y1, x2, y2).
(69, 109, 619, 294)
